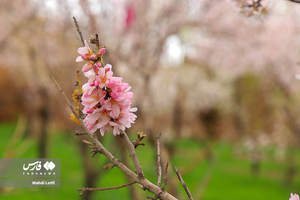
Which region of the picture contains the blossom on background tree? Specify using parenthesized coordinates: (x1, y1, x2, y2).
(228, 0, 273, 20)
(76, 40, 137, 136)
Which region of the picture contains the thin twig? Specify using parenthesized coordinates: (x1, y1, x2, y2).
(73, 16, 85, 45)
(174, 167, 193, 200)
(132, 132, 146, 149)
(119, 130, 145, 179)
(156, 133, 162, 187)
(288, 0, 300, 4)
(77, 181, 136, 196)
(103, 163, 116, 169)
(162, 163, 169, 191)
(74, 130, 87, 136)
(95, 33, 100, 50)
(81, 139, 95, 148)
(50, 76, 81, 121)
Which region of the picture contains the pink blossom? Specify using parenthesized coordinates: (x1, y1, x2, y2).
(83, 106, 111, 133)
(76, 42, 137, 136)
(97, 67, 113, 88)
(81, 83, 106, 108)
(290, 193, 300, 200)
(76, 40, 92, 62)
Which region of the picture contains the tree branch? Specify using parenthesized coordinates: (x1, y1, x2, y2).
(73, 16, 85, 45)
(119, 130, 145, 179)
(77, 181, 137, 196)
(132, 132, 146, 149)
(50, 76, 81, 121)
(287, 0, 300, 4)
(162, 163, 169, 191)
(156, 133, 162, 187)
(174, 167, 193, 200)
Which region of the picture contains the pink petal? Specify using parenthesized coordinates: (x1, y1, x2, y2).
(76, 56, 84, 62)
(111, 104, 120, 118)
(82, 63, 93, 72)
(88, 113, 101, 123)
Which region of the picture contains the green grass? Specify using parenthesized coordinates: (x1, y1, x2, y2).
(0, 122, 299, 200)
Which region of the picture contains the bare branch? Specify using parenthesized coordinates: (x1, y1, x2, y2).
(132, 132, 146, 149)
(174, 167, 193, 200)
(50, 76, 81, 121)
(74, 130, 87, 136)
(119, 130, 145, 179)
(77, 181, 137, 196)
(73, 16, 85, 45)
(156, 133, 162, 187)
(287, 0, 300, 4)
(103, 163, 116, 169)
(162, 163, 169, 191)
(81, 139, 95, 148)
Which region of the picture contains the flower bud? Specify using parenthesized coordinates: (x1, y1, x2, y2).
(96, 61, 101, 68)
(82, 62, 93, 73)
(94, 80, 99, 87)
(87, 108, 94, 114)
(89, 54, 98, 61)
(94, 65, 100, 73)
(97, 48, 106, 57)
(81, 54, 90, 61)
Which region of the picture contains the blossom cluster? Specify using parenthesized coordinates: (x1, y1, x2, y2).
(229, 0, 272, 20)
(76, 41, 137, 136)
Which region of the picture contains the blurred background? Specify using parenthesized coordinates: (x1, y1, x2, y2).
(0, 0, 300, 199)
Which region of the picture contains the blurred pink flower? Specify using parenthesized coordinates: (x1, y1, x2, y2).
(290, 193, 299, 200)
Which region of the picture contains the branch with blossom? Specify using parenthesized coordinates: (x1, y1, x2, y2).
(49, 17, 197, 200)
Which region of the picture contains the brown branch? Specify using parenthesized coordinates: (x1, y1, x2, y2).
(73, 16, 85, 45)
(119, 130, 145, 179)
(77, 181, 137, 196)
(146, 195, 160, 200)
(156, 133, 162, 187)
(81, 139, 95, 148)
(162, 163, 169, 191)
(50, 76, 81, 121)
(89, 33, 101, 51)
(174, 167, 193, 200)
(132, 132, 146, 149)
(103, 163, 116, 169)
(288, 0, 300, 3)
(74, 130, 87, 136)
